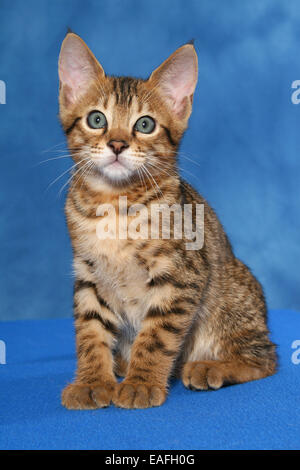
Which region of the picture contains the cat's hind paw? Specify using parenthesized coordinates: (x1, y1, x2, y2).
(182, 361, 223, 390)
(182, 360, 272, 391)
(113, 382, 166, 409)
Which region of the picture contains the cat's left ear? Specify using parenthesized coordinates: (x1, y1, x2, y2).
(148, 43, 198, 120)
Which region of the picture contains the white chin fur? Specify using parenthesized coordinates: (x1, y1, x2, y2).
(101, 161, 132, 182)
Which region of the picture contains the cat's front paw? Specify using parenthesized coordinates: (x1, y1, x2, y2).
(62, 381, 116, 410)
(113, 381, 166, 409)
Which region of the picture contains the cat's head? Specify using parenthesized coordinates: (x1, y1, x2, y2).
(58, 33, 198, 189)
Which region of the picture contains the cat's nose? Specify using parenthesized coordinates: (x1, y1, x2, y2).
(107, 140, 129, 156)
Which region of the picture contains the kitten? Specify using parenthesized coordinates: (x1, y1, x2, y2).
(58, 33, 277, 409)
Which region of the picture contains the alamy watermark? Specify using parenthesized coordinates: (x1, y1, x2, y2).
(0, 80, 6, 104)
(291, 340, 300, 365)
(96, 196, 204, 250)
(0, 340, 6, 364)
(291, 80, 300, 104)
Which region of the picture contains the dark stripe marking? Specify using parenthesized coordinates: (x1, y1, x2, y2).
(85, 344, 96, 355)
(65, 117, 81, 135)
(145, 338, 177, 356)
(129, 375, 147, 383)
(148, 273, 186, 289)
(95, 293, 111, 311)
(161, 322, 182, 335)
(147, 305, 188, 318)
(70, 194, 98, 219)
(74, 279, 95, 291)
(83, 310, 118, 336)
(74, 280, 113, 314)
(162, 125, 177, 146)
(84, 259, 94, 268)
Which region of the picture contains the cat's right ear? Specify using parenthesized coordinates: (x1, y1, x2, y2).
(148, 43, 198, 120)
(58, 33, 104, 108)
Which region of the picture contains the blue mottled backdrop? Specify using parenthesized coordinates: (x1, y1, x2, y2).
(0, 0, 299, 321)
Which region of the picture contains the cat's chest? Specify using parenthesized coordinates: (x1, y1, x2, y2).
(93, 240, 150, 329)
(79, 220, 150, 321)
(68, 198, 151, 327)
(93, 239, 147, 298)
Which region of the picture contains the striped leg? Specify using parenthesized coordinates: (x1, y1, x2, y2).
(113, 297, 196, 409)
(61, 279, 119, 410)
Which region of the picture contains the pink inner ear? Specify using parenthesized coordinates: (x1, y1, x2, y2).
(159, 48, 197, 115)
(59, 35, 97, 104)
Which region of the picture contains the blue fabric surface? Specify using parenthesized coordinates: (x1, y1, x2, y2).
(0, 0, 300, 322)
(0, 309, 299, 450)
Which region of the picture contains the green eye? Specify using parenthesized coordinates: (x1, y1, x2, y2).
(134, 116, 156, 134)
(87, 110, 107, 129)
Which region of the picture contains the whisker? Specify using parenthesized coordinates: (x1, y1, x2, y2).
(59, 159, 93, 197)
(41, 142, 67, 154)
(151, 160, 201, 183)
(142, 165, 164, 201)
(145, 153, 203, 185)
(45, 157, 89, 193)
(78, 161, 95, 192)
(137, 167, 147, 193)
(37, 147, 86, 166)
(146, 161, 176, 179)
(140, 166, 157, 198)
(35, 155, 78, 166)
(177, 153, 203, 169)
